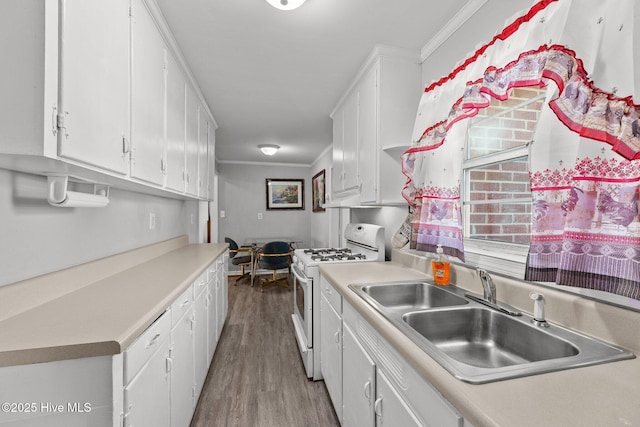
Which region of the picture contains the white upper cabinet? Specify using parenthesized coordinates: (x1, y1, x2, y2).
(331, 90, 359, 194)
(0, 0, 217, 201)
(165, 51, 187, 193)
(207, 130, 216, 201)
(185, 85, 200, 196)
(130, 0, 166, 185)
(197, 105, 210, 199)
(330, 46, 421, 205)
(57, 0, 130, 175)
(358, 65, 378, 203)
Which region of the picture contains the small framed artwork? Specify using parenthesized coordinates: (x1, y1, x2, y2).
(266, 178, 305, 210)
(312, 170, 326, 212)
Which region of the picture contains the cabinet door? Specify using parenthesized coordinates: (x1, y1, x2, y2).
(342, 324, 375, 427)
(194, 290, 209, 397)
(185, 86, 199, 196)
(358, 65, 378, 203)
(124, 343, 170, 427)
(170, 307, 195, 427)
(207, 280, 218, 362)
(58, 0, 130, 175)
(320, 293, 342, 421)
(342, 91, 359, 191)
(215, 260, 227, 339)
(375, 370, 422, 427)
(332, 108, 344, 195)
(197, 107, 209, 198)
(207, 131, 217, 201)
(130, 0, 166, 185)
(165, 51, 186, 192)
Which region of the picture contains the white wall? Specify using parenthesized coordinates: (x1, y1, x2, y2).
(217, 162, 312, 249)
(0, 168, 196, 287)
(310, 147, 332, 248)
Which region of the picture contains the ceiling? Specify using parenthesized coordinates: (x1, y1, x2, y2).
(155, 0, 470, 165)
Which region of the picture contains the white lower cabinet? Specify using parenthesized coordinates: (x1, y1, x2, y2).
(124, 311, 171, 427)
(170, 298, 195, 427)
(193, 284, 209, 397)
(215, 257, 228, 340)
(321, 293, 343, 420)
(320, 278, 343, 421)
(375, 369, 422, 427)
(206, 263, 219, 362)
(0, 251, 228, 427)
(319, 272, 469, 427)
(342, 323, 375, 427)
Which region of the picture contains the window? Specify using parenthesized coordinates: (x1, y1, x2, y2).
(462, 87, 546, 252)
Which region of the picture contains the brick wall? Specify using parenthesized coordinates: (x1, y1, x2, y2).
(466, 87, 545, 244)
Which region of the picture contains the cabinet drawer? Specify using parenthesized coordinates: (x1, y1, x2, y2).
(124, 310, 171, 385)
(171, 285, 194, 327)
(321, 277, 342, 313)
(193, 271, 208, 298)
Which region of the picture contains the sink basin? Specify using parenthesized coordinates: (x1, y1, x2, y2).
(349, 280, 634, 383)
(358, 281, 468, 310)
(402, 307, 578, 368)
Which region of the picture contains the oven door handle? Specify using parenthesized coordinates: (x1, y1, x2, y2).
(292, 264, 311, 285)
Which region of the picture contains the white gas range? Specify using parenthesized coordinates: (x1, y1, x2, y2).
(291, 223, 385, 380)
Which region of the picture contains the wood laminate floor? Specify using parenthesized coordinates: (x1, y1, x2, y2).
(190, 275, 340, 427)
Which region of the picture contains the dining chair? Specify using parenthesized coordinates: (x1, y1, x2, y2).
(256, 241, 292, 291)
(224, 237, 254, 285)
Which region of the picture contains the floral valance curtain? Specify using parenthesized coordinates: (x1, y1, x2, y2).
(402, 0, 640, 299)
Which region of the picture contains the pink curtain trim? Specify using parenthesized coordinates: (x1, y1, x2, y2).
(423, 0, 558, 95)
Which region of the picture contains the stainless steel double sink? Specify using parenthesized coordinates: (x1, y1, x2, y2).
(349, 281, 634, 384)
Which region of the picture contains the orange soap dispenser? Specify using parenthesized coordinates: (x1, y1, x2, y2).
(431, 244, 450, 286)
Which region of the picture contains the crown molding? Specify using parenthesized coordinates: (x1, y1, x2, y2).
(420, 0, 488, 62)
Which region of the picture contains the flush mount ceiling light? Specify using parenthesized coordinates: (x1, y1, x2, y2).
(258, 144, 280, 156)
(265, 0, 306, 11)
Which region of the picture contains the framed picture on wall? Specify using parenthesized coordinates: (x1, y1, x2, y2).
(312, 170, 326, 212)
(266, 178, 305, 210)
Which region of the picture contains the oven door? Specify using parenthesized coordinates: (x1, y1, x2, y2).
(292, 263, 313, 347)
(292, 262, 315, 378)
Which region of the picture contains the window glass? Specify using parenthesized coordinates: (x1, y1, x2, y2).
(464, 87, 546, 245)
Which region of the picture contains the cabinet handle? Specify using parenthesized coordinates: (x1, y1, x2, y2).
(363, 380, 371, 400)
(122, 135, 130, 154)
(145, 333, 161, 349)
(51, 105, 58, 136)
(166, 357, 173, 373)
(180, 299, 190, 308)
(374, 397, 382, 417)
(334, 331, 340, 344)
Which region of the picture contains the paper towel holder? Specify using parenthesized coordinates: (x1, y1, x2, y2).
(47, 175, 110, 208)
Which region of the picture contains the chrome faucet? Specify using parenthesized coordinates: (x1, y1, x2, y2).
(464, 267, 521, 316)
(477, 268, 496, 303)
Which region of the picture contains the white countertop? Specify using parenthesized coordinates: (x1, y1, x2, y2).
(319, 260, 640, 427)
(0, 238, 227, 367)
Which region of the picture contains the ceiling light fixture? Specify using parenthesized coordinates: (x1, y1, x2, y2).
(265, 0, 306, 11)
(258, 144, 280, 156)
